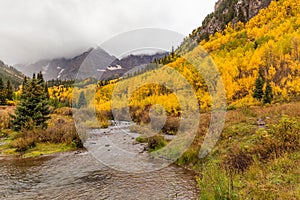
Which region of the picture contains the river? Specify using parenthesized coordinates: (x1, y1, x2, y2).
(0, 123, 199, 199)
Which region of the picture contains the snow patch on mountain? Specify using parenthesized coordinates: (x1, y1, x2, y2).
(57, 68, 65, 79)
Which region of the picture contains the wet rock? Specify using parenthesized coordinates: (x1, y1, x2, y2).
(74, 151, 81, 155)
(138, 149, 144, 154)
(257, 118, 266, 128)
(143, 146, 149, 152)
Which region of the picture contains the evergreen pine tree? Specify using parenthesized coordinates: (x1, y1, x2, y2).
(44, 83, 50, 100)
(0, 78, 6, 105)
(77, 91, 87, 108)
(22, 77, 28, 90)
(253, 75, 264, 101)
(37, 71, 44, 85)
(171, 46, 175, 59)
(6, 80, 13, 101)
(11, 73, 50, 131)
(263, 81, 273, 104)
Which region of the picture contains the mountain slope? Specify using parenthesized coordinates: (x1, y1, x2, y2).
(102, 0, 300, 110)
(175, 0, 300, 107)
(0, 60, 24, 88)
(177, 0, 272, 55)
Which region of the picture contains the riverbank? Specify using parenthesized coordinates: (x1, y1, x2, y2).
(176, 102, 300, 199)
(0, 139, 78, 158)
(0, 107, 82, 158)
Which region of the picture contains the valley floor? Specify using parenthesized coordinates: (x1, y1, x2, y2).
(1, 102, 299, 199)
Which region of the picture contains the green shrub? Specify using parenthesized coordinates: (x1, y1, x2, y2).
(136, 136, 147, 143)
(136, 134, 167, 151)
(148, 134, 167, 151)
(270, 116, 300, 152)
(252, 116, 300, 161)
(177, 148, 198, 165)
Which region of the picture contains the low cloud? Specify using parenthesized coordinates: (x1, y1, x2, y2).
(0, 0, 216, 64)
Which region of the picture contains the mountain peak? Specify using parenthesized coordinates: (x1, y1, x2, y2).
(15, 48, 167, 81)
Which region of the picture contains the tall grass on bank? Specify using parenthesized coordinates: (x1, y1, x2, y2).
(10, 119, 83, 152)
(194, 103, 300, 199)
(0, 106, 14, 136)
(1, 107, 83, 153)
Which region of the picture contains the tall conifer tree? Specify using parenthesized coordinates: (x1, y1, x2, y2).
(11, 73, 50, 130)
(6, 80, 13, 101)
(0, 78, 6, 105)
(263, 81, 273, 104)
(253, 75, 264, 101)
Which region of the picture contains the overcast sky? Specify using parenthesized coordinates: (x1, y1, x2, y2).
(0, 0, 216, 65)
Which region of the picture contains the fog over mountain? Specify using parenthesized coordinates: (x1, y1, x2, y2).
(14, 47, 168, 81)
(0, 0, 216, 65)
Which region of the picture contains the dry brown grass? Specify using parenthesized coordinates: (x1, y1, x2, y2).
(10, 137, 36, 152)
(194, 102, 300, 199)
(52, 107, 73, 116)
(0, 106, 83, 152)
(0, 106, 15, 130)
(224, 145, 253, 174)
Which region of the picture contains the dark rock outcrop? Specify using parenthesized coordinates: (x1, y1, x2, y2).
(177, 0, 272, 54)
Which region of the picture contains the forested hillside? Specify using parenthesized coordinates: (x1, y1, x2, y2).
(0, 60, 23, 88)
(198, 0, 300, 107)
(91, 0, 300, 115)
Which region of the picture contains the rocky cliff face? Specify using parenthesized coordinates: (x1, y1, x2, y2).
(219, 0, 272, 22)
(177, 0, 272, 54)
(247, 0, 273, 18)
(212, 0, 272, 30)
